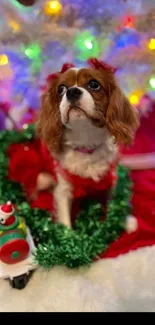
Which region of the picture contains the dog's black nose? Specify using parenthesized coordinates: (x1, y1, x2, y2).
(66, 87, 82, 101)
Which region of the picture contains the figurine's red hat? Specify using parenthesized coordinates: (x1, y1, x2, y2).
(0, 201, 14, 216)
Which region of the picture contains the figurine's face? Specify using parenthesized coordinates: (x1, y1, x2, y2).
(0, 214, 8, 225)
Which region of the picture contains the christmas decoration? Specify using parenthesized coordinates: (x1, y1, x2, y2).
(125, 215, 138, 234)
(0, 55, 8, 66)
(0, 198, 36, 290)
(74, 31, 100, 61)
(0, 0, 154, 126)
(148, 38, 155, 50)
(0, 201, 15, 225)
(129, 90, 144, 105)
(0, 200, 31, 264)
(44, 1, 62, 16)
(149, 77, 155, 90)
(0, 124, 132, 269)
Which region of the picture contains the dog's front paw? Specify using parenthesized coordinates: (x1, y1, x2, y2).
(37, 172, 56, 191)
(125, 215, 138, 234)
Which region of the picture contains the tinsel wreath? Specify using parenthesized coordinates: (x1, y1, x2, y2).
(0, 125, 132, 269)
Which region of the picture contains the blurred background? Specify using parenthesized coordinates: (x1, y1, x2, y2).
(0, 0, 155, 130)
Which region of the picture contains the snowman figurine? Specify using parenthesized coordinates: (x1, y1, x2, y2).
(0, 201, 16, 226)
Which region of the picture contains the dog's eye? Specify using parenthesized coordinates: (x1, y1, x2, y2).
(88, 80, 100, 90)
(58, 85, 67, 96)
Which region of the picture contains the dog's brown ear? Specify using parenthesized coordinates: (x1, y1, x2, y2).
(106, 86, 140, 145)
(37, 82, 63, 153)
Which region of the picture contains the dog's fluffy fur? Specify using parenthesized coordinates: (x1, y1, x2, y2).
(37, 60, 139, 227)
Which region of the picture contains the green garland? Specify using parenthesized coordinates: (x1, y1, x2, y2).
(0, 125, 132, 269)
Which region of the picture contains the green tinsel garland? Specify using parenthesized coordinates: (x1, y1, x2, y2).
(0, 125, 132, 269)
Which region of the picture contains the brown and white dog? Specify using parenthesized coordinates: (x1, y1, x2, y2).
(37, 58, 139, 228)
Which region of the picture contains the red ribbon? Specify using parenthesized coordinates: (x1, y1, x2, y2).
(45, 58, 117, 87)
(46, 62, 75, 84)
(61, 63, 75, 73)
(87, 58, 117, 74)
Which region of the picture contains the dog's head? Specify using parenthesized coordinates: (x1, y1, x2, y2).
(37, 58, 139, 152)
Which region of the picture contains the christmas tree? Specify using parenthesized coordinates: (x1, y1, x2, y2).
(0, 0, 155, 127)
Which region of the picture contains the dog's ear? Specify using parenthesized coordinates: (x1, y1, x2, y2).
(37, 81, 63, 153)
(106, 86, 140, 145)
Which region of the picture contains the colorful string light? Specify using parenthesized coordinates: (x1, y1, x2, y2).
(44, 0, 62, 16)
(9, 20, 20, 32)
(124, 16, 134, 29)
(149, 77, 155, 89)
(129, 94, 139, 105)
(24, 43, 41, 59)
(74, 31, 99, 61)
(148, 38, 155, 50)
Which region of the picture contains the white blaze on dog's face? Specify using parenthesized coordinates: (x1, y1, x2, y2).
(59, 70, 95, 127)
(37, 63, 139, 153)
(59, 68, 108, 129)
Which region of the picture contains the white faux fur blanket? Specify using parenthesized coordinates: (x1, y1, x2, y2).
(1, 245, 155, 312)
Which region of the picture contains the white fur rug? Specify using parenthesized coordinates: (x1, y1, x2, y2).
(1, 245, 155, 312)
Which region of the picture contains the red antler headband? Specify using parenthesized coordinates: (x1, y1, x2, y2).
(87, 58, 117, 74)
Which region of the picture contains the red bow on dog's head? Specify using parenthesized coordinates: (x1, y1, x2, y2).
(87, 58, 117, 74)
(46, 58, 117, 84)
(46, 63, 75, 83)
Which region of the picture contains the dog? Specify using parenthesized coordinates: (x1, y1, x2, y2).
(37, 58, 139, 228)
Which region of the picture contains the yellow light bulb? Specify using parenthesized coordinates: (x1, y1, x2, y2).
(149, 38, 155, 50)
(44, 1, 62, 16)
(129, 94, 139, 105)
(9, 20, 20, 32)
(0, 55, 8, 66)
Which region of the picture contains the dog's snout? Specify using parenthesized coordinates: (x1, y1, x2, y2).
(66, 87, 82, 101)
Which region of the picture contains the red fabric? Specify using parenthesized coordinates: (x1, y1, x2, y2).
(8, 140, 43, 198)
(54, 159, 117, 200)
(7, 140, 116, 217)
(100, 167, 155, 258)
(102, 100, 155, 258)
(120, 101, 155, 155)
(7, 140, 55, 211)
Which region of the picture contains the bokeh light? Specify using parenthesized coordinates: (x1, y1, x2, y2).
(24, 43, 41, 60)
(130, 94, 139, 105)
(9, 20, 20, 32)
(75, 31, 100, 61)
(149, 77, 155, 89)
(0, 55, 8, 66)
(148, 38, 155, 50)
(129, 90, 143, 105)
(44, 0, 62, 16)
